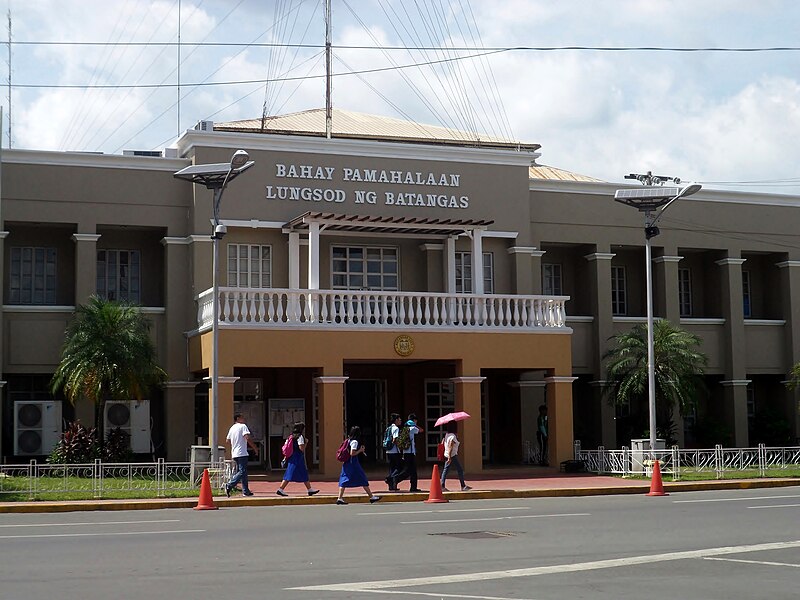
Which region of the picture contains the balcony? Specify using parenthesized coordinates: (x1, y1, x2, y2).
(196, 288, 568, 332)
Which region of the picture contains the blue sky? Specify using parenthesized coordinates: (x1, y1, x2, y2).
(5, 0, 800, 194)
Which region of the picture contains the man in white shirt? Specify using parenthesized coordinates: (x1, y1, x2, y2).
(384, 413, 404, 491)
(402, 413, 423, 492)
(224, 413, 259, 497)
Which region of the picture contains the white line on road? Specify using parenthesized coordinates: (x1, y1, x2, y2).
(290, 540, 800, 592)
(0, 519, 181, 528)
(703, 557, 800, 568)
(0, 529, 205, 540)
(354, 589, 536, 599)
(748, 504, 800, 509)
(358, 507, 540, 516)
(674, 495, 800, 503)
(400, 512, 590, 525)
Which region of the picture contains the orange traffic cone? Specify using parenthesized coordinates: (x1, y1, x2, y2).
(646, 459, 668, 497)
(424, 464, 449, 504)
(194, 468, 219, 510)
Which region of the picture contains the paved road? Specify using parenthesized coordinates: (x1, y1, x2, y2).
(1, 488, 799, 599)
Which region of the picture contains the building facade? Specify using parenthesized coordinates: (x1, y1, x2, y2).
(1, 113, 798, 473)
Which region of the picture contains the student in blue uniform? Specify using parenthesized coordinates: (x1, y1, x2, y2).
(337, 425, 381, 505)
(276, 422, 319, 497)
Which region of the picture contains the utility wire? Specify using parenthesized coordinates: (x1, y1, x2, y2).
(15, 48, 512, 90)
(12, 41, 800, 52)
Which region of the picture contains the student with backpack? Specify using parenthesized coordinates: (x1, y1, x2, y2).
(276, 422, 319, 497)
(401, 413, 423, 492)
(336, 425, 381, 505)
(383, 413, 405, 491)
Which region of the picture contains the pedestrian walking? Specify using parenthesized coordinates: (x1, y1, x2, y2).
(537, 404, 549, 466)
(276, 422, 320, 497)
(337, 426, 381, 505)
(441, 421, 471, 492)
(384, 413, 405, 491)
(224, 413, 259, 497)
(403, 413, 423, 492)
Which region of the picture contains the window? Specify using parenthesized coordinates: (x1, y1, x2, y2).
(455, 252, 494, 293)
(424, 380, 455, 460)
(227, 244, 271, 288)
(9, 247, 57, 305)
(331, 246, 398, 290)
(742, 270, 752, 318)
(96, 249, 140, 303)
(542, 264, 562, 296)
(611, 266, 627, 316)
(678, 267, 692, 317)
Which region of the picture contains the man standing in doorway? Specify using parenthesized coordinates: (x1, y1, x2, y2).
(537, 404, 549, 467)
(225, 413, 259, 497)
(402, 413, 423, 492)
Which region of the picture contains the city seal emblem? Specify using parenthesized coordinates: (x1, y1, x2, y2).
(394, 334, 414, 357)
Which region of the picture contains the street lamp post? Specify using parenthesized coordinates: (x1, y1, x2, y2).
(174, 150, 254, 463)
(614, 182, 702, 457)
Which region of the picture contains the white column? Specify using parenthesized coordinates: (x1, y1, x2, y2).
(308, 221, 320, 290)
(445, 235, 457, 293)
(289, 231, 300, 289)
(471, 228, 484, 295)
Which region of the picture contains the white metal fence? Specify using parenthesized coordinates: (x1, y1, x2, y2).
(574, 441, 800, 480)
(0, 459, 230, 500)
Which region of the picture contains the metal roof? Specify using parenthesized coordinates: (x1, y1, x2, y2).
(216, 108, 541, 152)
(284, 211, 493, 236)
(529, 164, 605, 183)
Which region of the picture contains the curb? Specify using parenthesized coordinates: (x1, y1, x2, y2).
(1, 478, 798, 514)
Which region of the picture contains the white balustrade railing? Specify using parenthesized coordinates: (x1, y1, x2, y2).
(196, 288, 568, 331)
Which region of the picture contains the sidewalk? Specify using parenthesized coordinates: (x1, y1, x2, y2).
(3, 466, 800, 513)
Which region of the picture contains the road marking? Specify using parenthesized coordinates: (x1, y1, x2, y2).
(748, 504, 800, 509)
(0, 529, 205, 540)
(0, 519, 181, 528)
(358, 507, 540, 516)
(400, 512, 589, 525)
(355, 590, 535, 599)
(674, 494, 800, 503)
(290, 540, 800, 592)
(704, 557, 800, 568)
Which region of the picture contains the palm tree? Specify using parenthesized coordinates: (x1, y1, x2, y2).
(603, 319, 708, 440)
(50, 295, 167, 439)
(786, 363, 800, 391)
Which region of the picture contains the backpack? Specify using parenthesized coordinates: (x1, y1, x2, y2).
(281, 435, 294, 459)
(382, 425, 395, 450)
(396, 426, 412, 451)
(336, 438, 351, 462)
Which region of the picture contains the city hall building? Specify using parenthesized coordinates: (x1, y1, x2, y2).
(2, 109, 799, 474)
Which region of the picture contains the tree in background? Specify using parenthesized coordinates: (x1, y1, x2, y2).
(50, 296, 167, 441)
(603, 319, 708, 445)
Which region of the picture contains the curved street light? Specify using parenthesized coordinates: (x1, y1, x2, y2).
(614, 182, 702, 458)
(174, 150, 255, 463)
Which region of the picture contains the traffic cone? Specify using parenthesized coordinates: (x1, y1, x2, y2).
(424, 464, 449, 504)
(194, 468, 219, 510)
(646, 460, 668, 497)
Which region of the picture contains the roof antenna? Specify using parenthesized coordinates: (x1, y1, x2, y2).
(324, 0, 332, 139)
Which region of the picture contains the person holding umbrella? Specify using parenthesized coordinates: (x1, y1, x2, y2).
(440, 420, 471, 492)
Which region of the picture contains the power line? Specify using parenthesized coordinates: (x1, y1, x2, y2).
(10, 41, 800, 52)
(13, 48, 512, 90)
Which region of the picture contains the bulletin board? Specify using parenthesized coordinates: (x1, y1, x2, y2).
(269, 398, 305, 438)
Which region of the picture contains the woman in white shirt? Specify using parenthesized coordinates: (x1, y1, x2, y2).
(276, 422, 319, 497)
(441, 421, 471, 492)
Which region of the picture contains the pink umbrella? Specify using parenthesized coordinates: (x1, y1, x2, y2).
(434, 411, 471, 428)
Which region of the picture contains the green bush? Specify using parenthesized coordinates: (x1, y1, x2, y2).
(47, 421, 101, 464)
(103, 427, 133, 462)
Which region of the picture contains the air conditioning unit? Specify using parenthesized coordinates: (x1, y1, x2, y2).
(194, 120, 213, 132)
(14, 401, 63, 456)
(104, 400, 151, 454)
